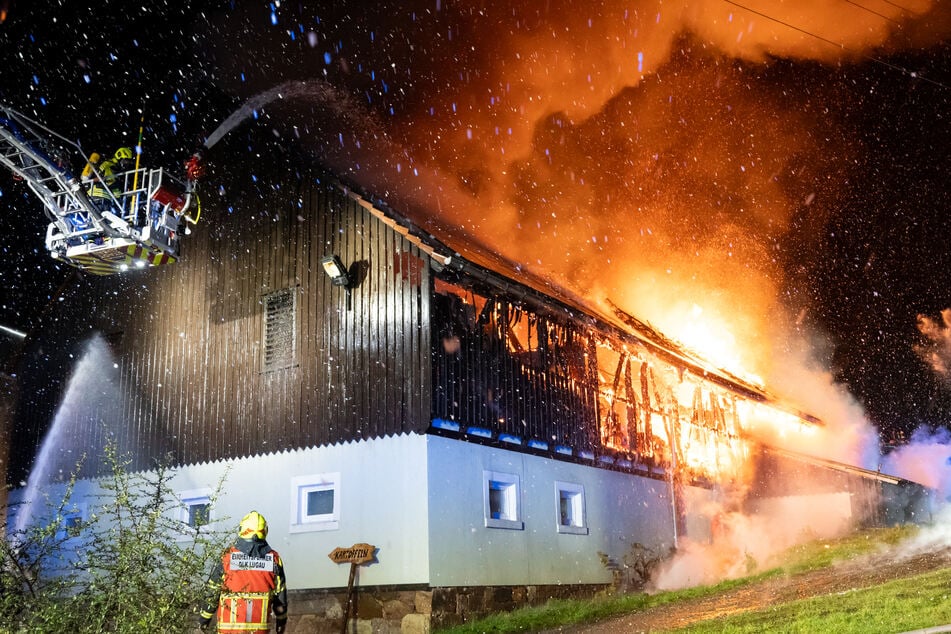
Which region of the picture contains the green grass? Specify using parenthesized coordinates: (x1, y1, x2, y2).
(434, 573, 777, 633)
(674, 567, 951, 633)
(776, 525, 916, 574)
(435, 526, 933, 634)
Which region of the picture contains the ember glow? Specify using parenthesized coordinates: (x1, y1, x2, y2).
(646, 300, 765, 388)
(916, 309, 951, 380)
(386, 1, 947, 470)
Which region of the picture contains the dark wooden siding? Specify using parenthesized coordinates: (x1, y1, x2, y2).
(10, 169, 431, 481)
(431, 286, 601, 451)
(428, 273, 736, 473)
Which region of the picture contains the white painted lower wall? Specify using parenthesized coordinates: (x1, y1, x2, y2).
(426, 435, 677, 586)
(9, 432, 681, 591)
(8, 434, 432, 590)
(172, 434, 432, 590)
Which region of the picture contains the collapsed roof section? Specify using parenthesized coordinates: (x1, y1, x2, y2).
(340, 184, 822, 429)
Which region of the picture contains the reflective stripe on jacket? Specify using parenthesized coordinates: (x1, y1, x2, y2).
(218, 591, 270, 633)
(205, 543, 287, 634)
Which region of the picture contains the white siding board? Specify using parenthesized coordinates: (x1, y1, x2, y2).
(11, 433, 684, 591)
(8, 435, 431, 591)
(426, 435, 676, 586)
(171, 435, 431, 589)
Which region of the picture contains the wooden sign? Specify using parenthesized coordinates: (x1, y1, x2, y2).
(330, 544, 378, 634)
(328, 543, 376, 565)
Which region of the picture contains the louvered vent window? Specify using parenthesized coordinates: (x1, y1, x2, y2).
(263, 288, 297, 372)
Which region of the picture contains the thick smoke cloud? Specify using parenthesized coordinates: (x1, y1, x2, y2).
(197, 1, 950, 464)
(883, 426, 951, 499)
(916, 309, 951, 381)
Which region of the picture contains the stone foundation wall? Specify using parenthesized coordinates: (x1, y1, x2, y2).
(430, 583, 609, 630)
(283, 583, 609, 633)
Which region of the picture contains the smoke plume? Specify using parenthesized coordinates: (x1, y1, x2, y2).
(916, 309, 951, 381)
(654, 492, 854, 590)
(883, 426, 951, 501)
(200, 2, 951, 463)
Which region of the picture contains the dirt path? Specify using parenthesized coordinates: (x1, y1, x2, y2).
(546, 546, 951, 633)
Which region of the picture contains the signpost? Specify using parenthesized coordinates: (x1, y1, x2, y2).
(329, 543, 377, 633)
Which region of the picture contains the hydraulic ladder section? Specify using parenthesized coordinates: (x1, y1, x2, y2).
(0, 104, 196, 275)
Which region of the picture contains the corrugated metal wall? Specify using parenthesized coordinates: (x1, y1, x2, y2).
(10, 170, 431, 480)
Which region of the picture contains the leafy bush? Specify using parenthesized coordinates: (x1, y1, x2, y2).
(1, 445, 229, 633)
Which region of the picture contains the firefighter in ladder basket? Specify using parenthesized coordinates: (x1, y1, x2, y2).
(84, 146, 135, 205)
(199, 511, 289, 634)
(0, 102, 201, 273)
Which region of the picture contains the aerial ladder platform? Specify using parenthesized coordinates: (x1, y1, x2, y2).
(0, 103, 198, 275)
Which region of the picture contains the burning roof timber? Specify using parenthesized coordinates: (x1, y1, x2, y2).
(341, 182, 823, 429)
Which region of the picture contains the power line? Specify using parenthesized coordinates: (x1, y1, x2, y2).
(876, 0, 917, 13)
(843, 0, 902, 26)
(721, 0, 950, 90)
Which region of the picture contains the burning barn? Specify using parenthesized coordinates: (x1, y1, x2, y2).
(3, 144, 930, 630)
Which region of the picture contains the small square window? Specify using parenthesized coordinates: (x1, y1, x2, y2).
(555, 481, 588, 535)
(57, 504, 86, 540)
(307, 489, 334, 516)
(187, 502, 211, 528)
(489, 482, 513, 519)
(291, 473, 340, 533)
(483, 471, 523, 530)
(177, 489, 214, 533)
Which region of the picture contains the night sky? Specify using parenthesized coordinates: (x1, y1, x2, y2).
(1, 1, 950, 447)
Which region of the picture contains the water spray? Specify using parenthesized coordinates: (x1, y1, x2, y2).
(10, 335, 119, 536)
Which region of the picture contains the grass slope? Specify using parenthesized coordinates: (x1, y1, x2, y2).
(437, 527, 951, 634)
(678, 567, 951, 633)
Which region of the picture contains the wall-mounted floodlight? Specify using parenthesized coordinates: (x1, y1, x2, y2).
(321, 255, 350, 287)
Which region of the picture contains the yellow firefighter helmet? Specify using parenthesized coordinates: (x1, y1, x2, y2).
(239, 510, 268, 540)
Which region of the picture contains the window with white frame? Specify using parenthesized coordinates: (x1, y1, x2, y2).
(555, 481, 588, 535)
(483, 470, 523, 530)
(290, 472, 340, 533)
(178, 488, 213, 530)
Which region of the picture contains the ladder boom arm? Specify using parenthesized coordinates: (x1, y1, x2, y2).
(0, 103, 197, 275)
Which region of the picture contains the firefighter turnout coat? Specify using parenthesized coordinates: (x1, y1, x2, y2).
(201, 537, 288, 633)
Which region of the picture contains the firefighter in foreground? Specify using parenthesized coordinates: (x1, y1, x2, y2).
(199, 511, 288, 633)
